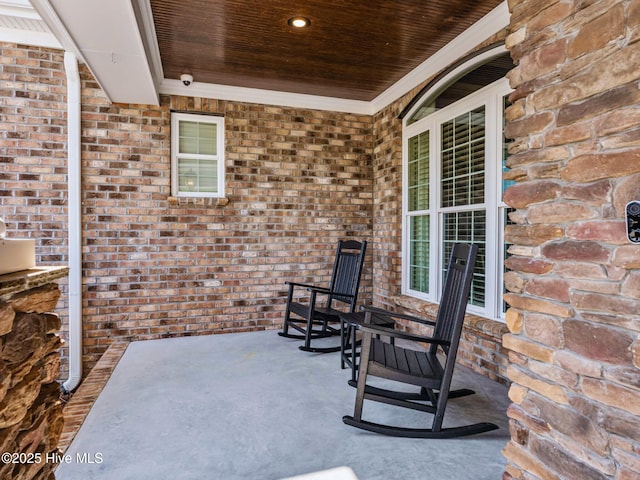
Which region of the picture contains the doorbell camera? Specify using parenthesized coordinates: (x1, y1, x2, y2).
(626, 201, 640, 243)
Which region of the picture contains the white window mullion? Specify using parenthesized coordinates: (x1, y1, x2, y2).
(483, 90, 500, 319)
(430, 121, 440, 300)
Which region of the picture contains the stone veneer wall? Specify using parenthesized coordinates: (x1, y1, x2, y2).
(502, 1, 640, 479)
(0, 267, 68, 480)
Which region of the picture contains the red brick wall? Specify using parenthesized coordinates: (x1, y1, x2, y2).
(1, 43, 374, 373)
(0, 44, 71, 371)
(370, 101, 405, 309)
(503, 1, 640, 478)
(80, 92, 374, 369)
(0, 45, 68, 263)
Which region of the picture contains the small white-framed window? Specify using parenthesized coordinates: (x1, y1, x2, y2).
(402, 47, 514, 321)
(171, 112, 225, 198)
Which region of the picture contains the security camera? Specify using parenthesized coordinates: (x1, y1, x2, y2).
(180, 74, 193, 86)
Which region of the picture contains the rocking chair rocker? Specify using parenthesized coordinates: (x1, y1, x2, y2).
(278, 240, 367, 353)
(343, 243, 499, 438)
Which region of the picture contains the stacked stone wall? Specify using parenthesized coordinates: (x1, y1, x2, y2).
(503, 0, 640, 478)
(0, 270, 67, 480)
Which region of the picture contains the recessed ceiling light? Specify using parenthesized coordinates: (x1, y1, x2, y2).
(288, 16, 310, 28)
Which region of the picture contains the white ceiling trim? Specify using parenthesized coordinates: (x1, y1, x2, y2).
(132, 0, 163, 91)
(160, 78, 375, 115)
(0, 0, 39, 19)
(0, 26, 59, 48)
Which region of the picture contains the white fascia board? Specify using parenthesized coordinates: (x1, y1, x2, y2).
(32, 0, 159, 106)
(132, 0, 163, 89)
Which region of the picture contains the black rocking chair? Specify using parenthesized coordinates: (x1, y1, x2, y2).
(278, 240, 367, 353)
(343, 243, 499, 438)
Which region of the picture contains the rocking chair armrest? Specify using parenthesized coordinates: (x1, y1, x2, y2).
(285, 282, 354, 298)
(306, 285, 355, 298)
(285, 281, 324, 291)
(358, 322, 451, 347)
(361, 305, 436, 327)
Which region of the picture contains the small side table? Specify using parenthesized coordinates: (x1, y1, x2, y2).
(340, 310, 395, 382)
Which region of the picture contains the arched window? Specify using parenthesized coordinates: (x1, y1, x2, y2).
(402, 45, 514, 320)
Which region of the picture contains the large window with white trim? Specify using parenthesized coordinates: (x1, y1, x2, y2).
(171, 112, 225, 198)
(402, 49, 513, 320)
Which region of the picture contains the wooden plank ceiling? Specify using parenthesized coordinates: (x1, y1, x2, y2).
(150, 0, 503, 101)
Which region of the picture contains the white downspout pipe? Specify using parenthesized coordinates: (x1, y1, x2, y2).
(63, 51, 82, 393)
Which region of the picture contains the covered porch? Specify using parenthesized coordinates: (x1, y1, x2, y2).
(0, 0, 639, 479)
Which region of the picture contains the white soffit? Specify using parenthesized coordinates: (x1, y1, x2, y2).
(0, 0, 60, 48)
(33, 0, 159, 106)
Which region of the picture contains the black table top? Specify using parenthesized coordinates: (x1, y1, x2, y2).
(340, 310, 395, 328)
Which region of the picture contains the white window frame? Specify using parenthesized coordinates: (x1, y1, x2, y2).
(402, 58, 512, 321)
(171, 112, 225, 198)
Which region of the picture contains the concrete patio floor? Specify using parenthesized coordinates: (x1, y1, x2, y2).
(56, 330, 510, 480)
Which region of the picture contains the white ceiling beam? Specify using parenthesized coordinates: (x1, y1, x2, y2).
(31, 0, 159, 106)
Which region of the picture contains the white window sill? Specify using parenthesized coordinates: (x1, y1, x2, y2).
(167, 196, 229, 207)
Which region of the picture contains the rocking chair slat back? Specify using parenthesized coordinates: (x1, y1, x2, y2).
(329, 241, 366, 309)
(432, 244, 476, 356)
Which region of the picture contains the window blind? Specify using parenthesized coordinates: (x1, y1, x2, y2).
(442, 210, 486, 307)
(440, 107, 485, 208)
(174, 118, 221, 195)
(409, 215, 430, 293)
(408, 131, 430, 212)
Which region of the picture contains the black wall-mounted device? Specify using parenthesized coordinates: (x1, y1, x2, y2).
(626, 201, 640, 244)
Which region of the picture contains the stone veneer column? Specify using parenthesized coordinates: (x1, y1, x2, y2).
(0, 267, 69, 480)
(502, 1, 640, 479)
